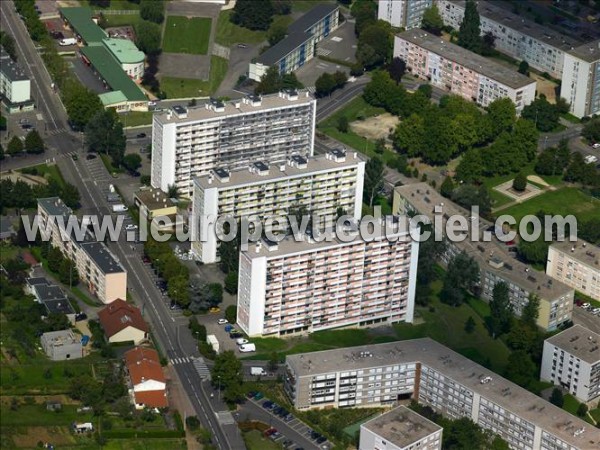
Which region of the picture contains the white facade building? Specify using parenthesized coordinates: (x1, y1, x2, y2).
(540, 325, 600, 406)
(237, 218, 419, 337)
(560, 40, 600, 118)
(377, 0, 433, 29)
(191, 150, 365, 263)
(0, 48, 33, 113)
(151, 91, 316, 196)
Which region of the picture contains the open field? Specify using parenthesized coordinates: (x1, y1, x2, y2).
(215, 11, 293, 47)
(349, 112, 398, 141)
(162, 16, 211, 55)
(121, 111, 154, 128)
(104, 13, 142, 29)
(161, 56, 228, 98)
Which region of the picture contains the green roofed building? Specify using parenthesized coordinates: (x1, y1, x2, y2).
(60, 7, 107, 44)
(103, 38, 145, 81)
(99, 91, 128, 108)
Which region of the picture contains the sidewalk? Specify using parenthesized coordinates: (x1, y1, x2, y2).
(166, 365, 203, 450)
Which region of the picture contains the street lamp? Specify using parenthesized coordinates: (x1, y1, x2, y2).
(217, 375, 221, 402)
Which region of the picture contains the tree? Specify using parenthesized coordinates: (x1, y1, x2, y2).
(231, 0, 274, 31)
(518, 60, 530, 75)
(455, 149, 484, 184)
(489, 282, 512, 337)
(85, 109, 126, 167)
(521, 96, 560, 132)
(122, 154, 142, 173)
(211, 351, 243, 392)
(272, 0, 291, 15)
(363, 157, 384, 207)
(224, 271, 238, 294)
(357, 21, 392, 69)
(0, 31, 17, 61)
(421, 4, 444, 35)
(225, 305, 237, 324)
(333, 71, 348, 89)
(549, 388, 564, 407)
(140, 0, 164, 24)
(457, 0, 482, 53)
(451, 184, 491, 217)
(504, 350, 536, 388)
(267, 22, 287, 46)
(63, 83, 103, 130)
(440, 176, 455, 199)
(61, 183, 81, 208)
(315, 72, 337, 97)
(481, 31, 496, 56)
(387, 57, 406, 85)
(254, 66, 302, 95)
(351, 0, 377, 36)
(582, 118, 600, 143)
(7, 136, 23, 156)
(58, 259, 79, 286)
(512, 172, 527, 192)
(24, 130, 44, 154)
(441, 251, 479, 306)
(267, 352, 279, 372)
(168, 275, 190, 308)
(464, 316, 476, 333)
(521, 294, 540, 327)
(392, 114, 425, 156)
(577, 403, 588, 417)
(487, 98, 516, 138)
(135, 20, 162, 55)
(337, 115, 349, 133)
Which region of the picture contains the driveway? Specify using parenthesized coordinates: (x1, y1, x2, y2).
(216, 43, 263, 97)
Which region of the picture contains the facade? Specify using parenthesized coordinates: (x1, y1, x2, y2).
(124, 347, 167, 409)
(237, 219, 419, 337)
(561, 40, 600, 119)
(249, 4, 340, 81)
(103, 38, 145, 81)
(437, 0, 583, 80)
(191, 150, 365, 263)
(359, 406, 442, 450)
(41, 329, 83, 361)
(540, 325, 600, 406)
(546, 239, 600, 301)
(151, 91, 316, 196)
(37, 197, 127, 304)
(98, 299, 149, 345)
(26, 277, 77, 324)
(0, 49, 34, 114)
(377, 0, 433, 29)
(393, 184, 573, 331)
(285, 339, 599, 449)
(394, 30, 536, 112)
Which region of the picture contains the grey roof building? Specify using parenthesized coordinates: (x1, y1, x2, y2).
(26, 277, 77, 321)
(0, 216, 16, 241)
(40, 329, 83, 361)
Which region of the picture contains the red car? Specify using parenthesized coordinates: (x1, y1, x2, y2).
(264, 428, 277, 437)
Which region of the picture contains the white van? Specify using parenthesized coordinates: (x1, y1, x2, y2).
(239, 343, 256, 353)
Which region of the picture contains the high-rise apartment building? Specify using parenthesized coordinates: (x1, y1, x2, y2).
(284, 339, 599, 449)
(0, 48, 33, 114)
(540, 325, 600, 406)
(151, 91, 316, 196)
(394, 30, 536, 112)
(377, 0, 433, 29)
(561, 40, 600, 118)
(546, 239, 600, 301)
(237, 220, 419, 337)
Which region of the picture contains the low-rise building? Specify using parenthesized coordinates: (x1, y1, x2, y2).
(41, 329, 83, 361)
(394, 30, 536, 112)
(134, 188, 178, 220)
(191, 150, 365, 263)
(0, 48, 34, 114)
(546, 239, 600, 301)
(285, 339, 599, 449)
(0, 216, 16, 241)
(124, 347, 167, 409)
(26, 277, 77, 324)
(561, 40, 600, 118)
(103, 38, 145, 81)
(378, 0, 433, 29)
(359, 406, 442, 450)
(97, 299, 149, 344)
(540, 325, 600, 406)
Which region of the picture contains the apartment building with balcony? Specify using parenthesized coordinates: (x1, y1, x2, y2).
(191, 150, 365, 263)
(37, 197, 127, 304)
(284, 339, 599, 449)
(561, 40, 600, 119)
(394, 30, 536, 112)
(540, 325, 600, 406)
(393, 183, 573, 331)
(546, 239, 600, 301)
(237, 219, 420, 337)
(437, 0, 583, 79)
(151, 91, 316, 196)
(378, 0, 433, 29)
(0, 48, 34, 114)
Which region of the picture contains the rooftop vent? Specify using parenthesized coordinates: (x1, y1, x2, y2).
(171, 105, 187, 119)
(289, 154, 308, 169)
(326, 148, 346, 162)
(212, 168, 230, 183)
(249, 161, 269, 176)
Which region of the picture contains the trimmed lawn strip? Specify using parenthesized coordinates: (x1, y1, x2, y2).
(81, 0, 140, 10)
(162, 16, 212, 55)
(72, 286, 103, 307)
(215, 11, 293, 47)
(20, 163, 67, 188)
(160, 56, 228, 98)
(104, 13, 143, 29)
(121, 111, 154, 128)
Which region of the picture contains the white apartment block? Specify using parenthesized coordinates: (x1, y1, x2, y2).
(437, 0, 582, 79)
(377, 0, 433, 29)
(237, 219, 420, 337)
(0, 48, 34, 114)
(284, 339, 600, 450)
(394, 30, 536, 112)
(561, 40, 600, 118)
(359, 406, 442, 450)
(546, 239, 600, 301)
(191, 150, 365, 263)
(37, 197, 127, 304)
(151, 91, 316, 196)
(540, 325, 600, 406)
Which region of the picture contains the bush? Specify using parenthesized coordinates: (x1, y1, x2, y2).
(186, 415, 201, 431)
(337, 116, 349, 133)
(225, 305, 237, 324)
(512, 172, 527, 192)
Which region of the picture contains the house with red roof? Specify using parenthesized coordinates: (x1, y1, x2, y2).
(97, 299, 148, 345)
(124, 347, 167, 409)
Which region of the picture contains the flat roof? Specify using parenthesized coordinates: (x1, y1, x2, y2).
(394, 183, 573, 301)
(79, 242, 125, 274)
(99, 90, 128, 106)
(288, 3, 339, 34)
(38, 197, 73, 217)
(550, 239, 600, 270)
(34, 284, 67, 303)
(361, 406, 442, 447)
(0, 49, 29, 82)
(546, 325, 600, 364)
(396, 29, 535, 89)
(567, 39, 600, 63)
(287, 338, 599, 447)
(60, 7, 107, 44)
(135, 188, 176, 210)
(103, 38, 145, 64)
(42, 329, 80, 345)
(154, 90, 314, 125)
(81, 45, 147, 102)
(44, 298, 76, 316)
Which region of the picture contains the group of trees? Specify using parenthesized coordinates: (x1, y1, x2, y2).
(456, 0, 496, 56)
(536, 140, 600, 188)
(254, 66, 303, 95)
(85, 109, 126, 168)
(140, 0, 164, 24)
(582, 117, 600, 143)
(421, 5, 445, 36)
(521, 95, 569, 132)
(231, 0, 278, 31)
(188, 282, 223, 313)
(63, 82, 104, 131)
(0, 176, 80, 213)
(40, 241, 80, 286)
(211, 351, 244, 404)
(440, 251, 480, 306)
(69, 370, 127, 415)
(314, 71, 348, 98)
(6, 130, 45, 156)
(144, 238, 190, 307)
(1, 30, 17, 61)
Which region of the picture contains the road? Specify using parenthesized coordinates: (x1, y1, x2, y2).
(572, 307, 600, 333)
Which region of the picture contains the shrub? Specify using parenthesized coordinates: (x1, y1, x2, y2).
(512, 172, 527, 192)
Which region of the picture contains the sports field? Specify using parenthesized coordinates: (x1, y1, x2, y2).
(162, 16, 212, 55)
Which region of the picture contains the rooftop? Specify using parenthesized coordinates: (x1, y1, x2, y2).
(396, 29, 536, 89)
(361, 406, 442, 448)
(38, 197, 72, 217)
(98, 299, 149, 338)
(60, 7, 107, 44)
(566, 39, 600, 63)
(99, 90, 128, 106)
(0, 48, 29, 82)
(33, 284, 67, 302)
(103, 38, 145, 64)
(194, 152, 363, 190)
(79, 242, 125, 274)
(0, 216, 16, 236)
(135, 188, 176, 211)
(288, 3, 339, 34)
(125, 347, 165, 385)
(41, 329, 80, 346)
(546, 325, 600, 364)
(286, 338, 599, 447)
(550, 239, 600, 269)
(154, 90, 314, 125)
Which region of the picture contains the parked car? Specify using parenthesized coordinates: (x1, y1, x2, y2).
(246, 391, 257, 399)
(270, 431, 282, 440)
(125, 224, 138, 231)
(316, 436, 326, 444)
(253, 392, 264, 400)
(209, 307, 220, 313)
(236, 338, 249, 345)
(262, 400, 273, 409)
(218, 318, 228, 325)
(230, 332, 243, 339)
(136, 132, 147, 138)
(224, 324, 234, 332)
(264, 427, 277, 437)
(86, 153, 96, 160)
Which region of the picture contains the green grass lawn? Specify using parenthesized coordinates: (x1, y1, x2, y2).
(120, 111, 154, 128)
(160, 56, 228, 98)
(242, 430, 283, 450)
(292, 1, 336, 12)
(495, 187, 600, 224)
(162, 16, 212, 55)
(0, 244, 20, 265)
(100, 153, 124, 175)
(0, 403, 94, 426)
(104, 13, 143, 28)
(215, 11, 293, 47)
(81, 0, 139, 10)
(72, 286, 102, 307)
(20, 163, 66, 188)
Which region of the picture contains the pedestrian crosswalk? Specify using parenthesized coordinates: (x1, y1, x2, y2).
(216, 411, 235, 425)
(170, 356, 192, 365)
(306, 86, 316, 94)
(193, 357, 210, 380)
(317, 48, 332, 56)
(46, 127, 69, 137)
